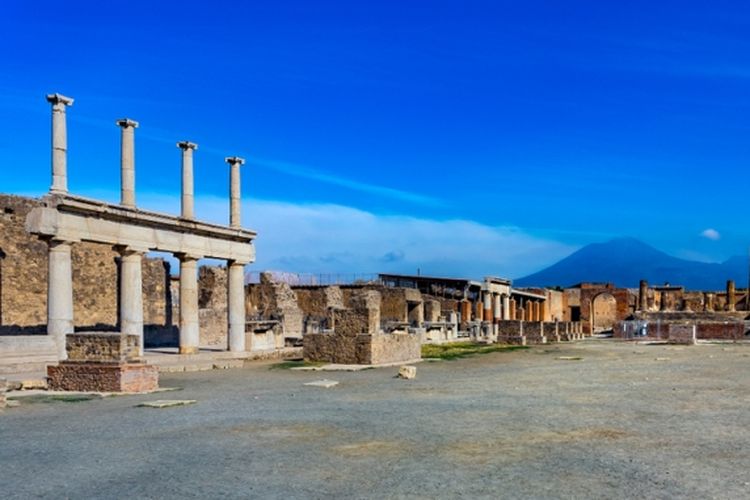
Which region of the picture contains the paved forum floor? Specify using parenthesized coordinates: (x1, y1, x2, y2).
(2, 339, 750, 499)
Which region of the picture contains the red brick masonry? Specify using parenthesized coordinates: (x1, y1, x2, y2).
(47, 362, 159, 393)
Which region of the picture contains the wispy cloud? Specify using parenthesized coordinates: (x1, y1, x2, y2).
(701, 228, 721, 241)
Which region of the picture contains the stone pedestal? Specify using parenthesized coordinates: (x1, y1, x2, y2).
(47, 333, 158, 393)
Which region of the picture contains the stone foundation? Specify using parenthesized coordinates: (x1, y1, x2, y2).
(46, 332, 159, 393)
(47, 362, 158, 392)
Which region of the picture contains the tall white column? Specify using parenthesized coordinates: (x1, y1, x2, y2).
(177, 141, 198, 219)
(227, 261, 246, 352)
(179, 255, 200, 354)
(48, 240, 74, 359)
(502, 294, 510, 320)
(482, 291, 492, 321)
(119, 248, 144, 355)
(493, 293, 502, 321)
(225, 156, 245, 228)
(46, 93, 74, 194)
(116, 118, 139, 208)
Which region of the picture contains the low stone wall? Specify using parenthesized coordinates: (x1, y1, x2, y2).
(614, 320, 746, 341)
(303, 333, 361, 364)
(497, 320, 525, 344)
(303, 332, 420, 365)
(524, 322, 546, 344)
(0, 378, 7, 409)
(367, 333, 421, 365)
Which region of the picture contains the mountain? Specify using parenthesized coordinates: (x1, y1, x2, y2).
(515, 237, 748, 290)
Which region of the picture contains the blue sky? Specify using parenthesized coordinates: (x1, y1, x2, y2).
(1, 1, 749, 278)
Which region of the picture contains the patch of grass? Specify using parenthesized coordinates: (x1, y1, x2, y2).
(269, 360, 326, 370)
(421, 342, 528, 360)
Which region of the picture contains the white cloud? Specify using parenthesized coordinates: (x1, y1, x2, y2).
(700, 228, 721, 241)
(132, 193, 575, 280)
(44, 190, 575, 280)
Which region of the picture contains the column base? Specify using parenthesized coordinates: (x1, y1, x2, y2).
(179, 346, 199, 355)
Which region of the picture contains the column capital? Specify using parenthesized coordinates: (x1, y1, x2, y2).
(113, 245, 148, 256)
(46, 93, 74, 107)
(177, 141, 198, 150)
(116, 118, 139, 129)
(176, 253, 202, 262)
(225, 156, 245, 166)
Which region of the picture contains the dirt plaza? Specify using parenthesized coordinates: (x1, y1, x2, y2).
(2, 339, 750, 499)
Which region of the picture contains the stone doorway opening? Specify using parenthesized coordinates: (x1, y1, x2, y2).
(592, 293, 617, 332)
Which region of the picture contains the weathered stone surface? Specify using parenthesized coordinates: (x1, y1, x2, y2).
(0, 194, 175, 338)
(65, 333, 139, 362)
(0, 378, 7, 409)
(198, 265, 228, 346)
(47, 362, 158, 393)
(398, 365, 417, 379)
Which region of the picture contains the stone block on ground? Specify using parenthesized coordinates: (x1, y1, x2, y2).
(137, 399, 196, 408)
(398, 365, 417, 379)
(304, 379, 339, 388)
(47, 362, 158, 393)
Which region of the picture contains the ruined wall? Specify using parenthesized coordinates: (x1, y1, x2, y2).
(0, 195, 51, 330)
(578, 285, 633, 334)
(0, 194, 174, 337)
(246, 273, 303, 337)
(198, 265, 228, 346)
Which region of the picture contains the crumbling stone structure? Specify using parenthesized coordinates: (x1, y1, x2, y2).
(47, 332, 158, 392)
(3, 93, 258, 370)
(303, 290, 421, 365)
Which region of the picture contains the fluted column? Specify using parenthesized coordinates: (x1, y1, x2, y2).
(116, 118, 139, 208)
(46, 93, 74, 194)
(178, 141, 198, 219)
(225, 156, 245, 229)
(227, 261, 246, 352)
(179, 255, 200, 354)
(119, 247, 145, 355)
(48, 240, 74, 359)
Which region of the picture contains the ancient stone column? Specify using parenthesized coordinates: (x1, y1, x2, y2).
(177, 141, 198, 219)
(48, 240, 74, 359)
(493, 293, 502, 322)
(638, 280, 648, 311)
(119, 248, 144, 355)
(179, 255, 200, 354)
(704, 292, 714, 311)
(483, 291, 492, 321)
(502, 294, 511, 320)
(727, 280, 736, 312)
(46, 93, 74, 194)
(225, 156, 245, 229)
(509, 298, 516, 320)
(116, 118, 139, 208)
(227, 261, 246, 352)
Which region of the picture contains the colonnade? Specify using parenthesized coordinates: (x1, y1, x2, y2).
(44, 94, 250, 359)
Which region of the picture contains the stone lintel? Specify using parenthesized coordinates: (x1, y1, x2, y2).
(26, 194, 256, 261)
(116, 118, 139, 128)
(46, 93, 74, 106)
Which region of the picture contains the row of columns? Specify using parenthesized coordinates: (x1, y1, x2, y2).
(480, 291, 513, 322)
(45, 93, 250, 359)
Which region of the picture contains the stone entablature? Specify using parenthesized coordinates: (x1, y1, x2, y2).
(27, 194, 255, 262)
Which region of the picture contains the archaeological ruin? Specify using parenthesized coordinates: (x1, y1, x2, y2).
(0, 93, 749, 388)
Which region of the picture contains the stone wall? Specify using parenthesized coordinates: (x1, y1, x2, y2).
(246, 273, 304, 338)
(198, 266, 228, 346)
(0, 194, 176, 339)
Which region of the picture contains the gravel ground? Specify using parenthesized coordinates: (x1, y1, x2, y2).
(2, 339, 750, 499)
